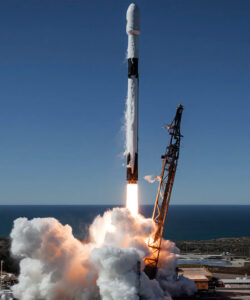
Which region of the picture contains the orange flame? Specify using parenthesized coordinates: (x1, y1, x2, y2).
(126, 183, 139, 216)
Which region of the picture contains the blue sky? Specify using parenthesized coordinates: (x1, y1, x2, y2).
(0, 0, 249, 205)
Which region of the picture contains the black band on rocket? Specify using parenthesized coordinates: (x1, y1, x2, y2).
(128, 58, 138, 78)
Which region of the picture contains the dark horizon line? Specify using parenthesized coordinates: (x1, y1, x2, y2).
(0, 204, 249, 206)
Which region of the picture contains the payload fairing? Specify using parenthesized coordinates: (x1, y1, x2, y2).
(126, 3, 140, 184)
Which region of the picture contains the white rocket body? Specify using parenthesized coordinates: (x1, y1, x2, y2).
(126, 4, 140, 57)
(126, 3, 140, 183)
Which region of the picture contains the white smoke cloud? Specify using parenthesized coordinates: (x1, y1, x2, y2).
(10, 208, 196, 300)
(144, 175, 160, 183)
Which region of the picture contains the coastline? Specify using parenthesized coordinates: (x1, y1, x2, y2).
(175, 237, 250, 256)
(1, 236, 250, 275)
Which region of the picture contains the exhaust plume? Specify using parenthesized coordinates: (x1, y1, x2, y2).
(10, 208, 196, 300)
(126, 183, 139, 216)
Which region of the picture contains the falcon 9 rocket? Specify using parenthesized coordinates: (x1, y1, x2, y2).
(126, 3, 140, 184)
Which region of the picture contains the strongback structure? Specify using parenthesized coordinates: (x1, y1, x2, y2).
(144, 104, 184, 279)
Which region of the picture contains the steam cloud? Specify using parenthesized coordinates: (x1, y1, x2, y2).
(144, 175, 160, 183)
(10, 208, 196, 299)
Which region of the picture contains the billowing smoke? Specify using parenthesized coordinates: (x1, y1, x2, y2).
(10, 208, 196, 300)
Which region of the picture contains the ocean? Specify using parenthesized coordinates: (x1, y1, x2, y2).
(0, 205, 250, 241)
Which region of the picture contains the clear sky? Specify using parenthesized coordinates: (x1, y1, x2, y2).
(0, 0, 249, 205)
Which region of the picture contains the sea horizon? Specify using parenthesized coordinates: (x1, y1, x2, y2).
(0, 204, 249, 206)
(0, 204, 250, 241)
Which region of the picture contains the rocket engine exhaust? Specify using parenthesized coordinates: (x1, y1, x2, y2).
(126, 183, 138, 216)
(126, 3, 139, 185)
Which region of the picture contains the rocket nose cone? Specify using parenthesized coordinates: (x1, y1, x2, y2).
(126, 3, 140, 34)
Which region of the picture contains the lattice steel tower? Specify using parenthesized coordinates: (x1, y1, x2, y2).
(144, 104, 184, 279)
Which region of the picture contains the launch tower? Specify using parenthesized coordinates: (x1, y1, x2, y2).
(144, 104, 184, 279)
